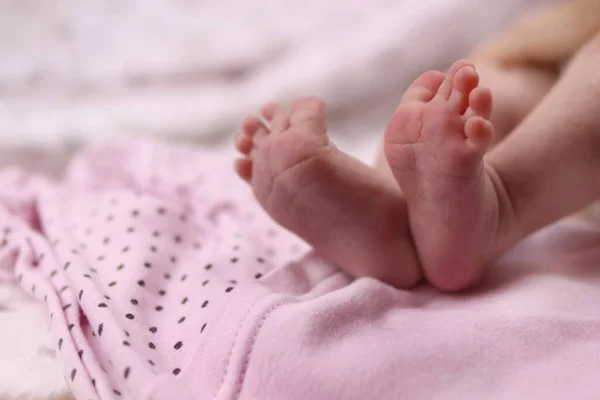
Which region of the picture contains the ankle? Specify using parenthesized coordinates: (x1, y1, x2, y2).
(483, 162, 522, 261)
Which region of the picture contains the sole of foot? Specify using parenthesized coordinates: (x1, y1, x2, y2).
(235, 97, 422, 288)
(384, 60, 499, 291)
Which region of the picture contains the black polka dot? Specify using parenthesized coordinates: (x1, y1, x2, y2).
(122, 246, 130, 253)
(69, 324, 75, 331)
(78, 290, 83, 300)
(180, 274, 188, 282)
(98, 303, 108, 308)
(148, 359, 155, 366)
(181, 297, 188, 305)
(201, 300, 209, 308)
(170, 256, 177, 263)
(123, 340, 130, 346)
(106, 215, 114, 222)
(92, 379, 96, 387)
(164, 273, 171, 280)
(254, 273, 263, 279)
(179, 214, 187, 222)
(31, 285, 36, 293)
(117, 264, 125, 271)
(104, 294, 111, 300)
(229, 280, 237, 285)
(124, 367, 130, 379)
(173, 368, 181, 376)
(137, 280, 145, 287)
(63, 262, 71, 270)
(225, 287, 234, 293)
(193, 242, 202, 250)
(149, 327, 157, 334)
(202, 280, 210, 286)
(71, 249, 79, 254)
(124, 330, 130, 337)
(201, 323, 207, 333)
(144, 262, 152, 269)
(44, 294, 48, 302)
(70, 368, 77, 381)
(204, 264, 212, 270)
(103, 237, 110, 245)
(127, 227, 135, 233)
(157, 207, 166, 215)
(83, 273, 92, 279)
(230, 258, 238, 263)
(158, 290, 166, 296)
(148, 342, 156, 350)
(113, 389, 122, 396)
(58, 338, 63, 350)
(130, 299, 138, 305)
(96, 255, 105, 261)
(132, 210, 140, 217)
(98, 323, 104, 336)
(125, 313, 134, 320)
(89, 267, 98, 274)
(78, 349, 83, 359)
(174, 235, 182, 244)
(109, 281, 117, 287)
(150, 245, 157, 252)
(155, 306, 163, 312)
(233, 245, 240, 251)
(257, 257, 265, 263)
(50, 270, 57, 277)
(153, 231, 161, 238)
(178, 317, 186, 324)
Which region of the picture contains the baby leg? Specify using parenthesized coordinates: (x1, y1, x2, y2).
(487, 32, 600, 253)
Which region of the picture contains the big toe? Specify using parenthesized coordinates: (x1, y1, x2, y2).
(289, 96, 327, 135)
(447, 65, 480, 114)
(434, 60, 476, 106)
(400, 70, 446, 104)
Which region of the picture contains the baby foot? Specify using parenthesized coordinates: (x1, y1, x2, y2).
(384, 60, 500, 291)
(235, 97, 422, 287)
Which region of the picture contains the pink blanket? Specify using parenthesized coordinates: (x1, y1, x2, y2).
(3, 139, 600, 399)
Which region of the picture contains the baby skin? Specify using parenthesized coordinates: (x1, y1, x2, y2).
(234, 60, 508, 291)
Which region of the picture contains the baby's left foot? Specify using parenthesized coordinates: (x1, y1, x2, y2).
(234, 97, 422, 288)
(385, 60, 502, 291)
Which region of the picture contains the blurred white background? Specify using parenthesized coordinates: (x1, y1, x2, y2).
(0, 0, 550, 154)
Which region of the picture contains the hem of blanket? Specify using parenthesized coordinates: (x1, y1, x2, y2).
(143, 284, 286, 400)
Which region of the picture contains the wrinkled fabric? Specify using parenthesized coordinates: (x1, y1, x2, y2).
(3, 139, 600, 400)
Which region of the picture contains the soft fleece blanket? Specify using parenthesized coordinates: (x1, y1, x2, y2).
(3, 138, 600, 400)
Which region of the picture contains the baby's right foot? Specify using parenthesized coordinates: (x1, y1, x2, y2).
(385, 61, 502, 291)
(234, 97, 422, 287)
